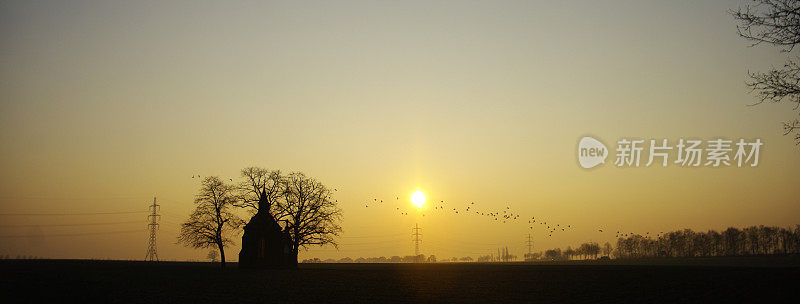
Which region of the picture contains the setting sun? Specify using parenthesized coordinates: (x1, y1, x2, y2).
(411, 190, 426, 208)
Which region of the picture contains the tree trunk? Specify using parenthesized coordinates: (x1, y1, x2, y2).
(217, 243, 226, 268)
(288, 242, 299, 268)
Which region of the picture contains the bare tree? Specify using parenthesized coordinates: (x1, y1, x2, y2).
(732, 0, 800, 143)
(178, 176, 244, 268)
(273, 172, 343, 265)
(564, 246, 575, 260)
(602, 242, 613, 257)
(235, 167, 284, 212)
(206, 249, 218, 263)
(544, 248, 562, 261)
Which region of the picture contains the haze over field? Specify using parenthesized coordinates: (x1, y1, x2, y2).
(1, 0, 798, 262)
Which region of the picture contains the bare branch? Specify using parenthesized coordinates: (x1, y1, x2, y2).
(234, 167, 285, 213)
(279, 172, 343, 253)
(177, 176, 243, 267)
(732, 0, 800, 144)
(731, 0, 800, 51)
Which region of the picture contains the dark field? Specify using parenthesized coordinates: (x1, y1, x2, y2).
(1, 257, 798, 303)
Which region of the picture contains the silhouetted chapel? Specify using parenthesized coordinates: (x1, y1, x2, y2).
(238, 190, 294, 268)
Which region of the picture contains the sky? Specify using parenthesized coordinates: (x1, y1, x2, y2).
(0, 0, 798, 261)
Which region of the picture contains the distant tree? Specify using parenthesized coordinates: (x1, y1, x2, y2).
(602, 242, 613, 257)
(496, 247, 516, 262)
(723, 227, 744, 256)
(564, 247, 575, 260)
(778, 227, 792, 253)
(178, 176, 244, 268)
(206, 249, 219, 263)
(544, 248, 562, 261)
(523, 253, 534, 261)
(732, 0, 800, 143)
(459, 256, 474, 262)
(791, 225, 800, 253)
(709, 230, 723, 256)
(273, 172, 343, 265)
(338, 257, 353, 263)
(586, 242, 601, 259)
(744, 226, 761, 255)
(576, 244, 585, 259)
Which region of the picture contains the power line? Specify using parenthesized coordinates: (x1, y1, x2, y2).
(339, 232, 407, 239)
(315, 239, 408, 246)
(0, 220, 142, 227)
(0, 229, 145, 238)
(0, 211, 147, 216)
(0, 196, 149, 201)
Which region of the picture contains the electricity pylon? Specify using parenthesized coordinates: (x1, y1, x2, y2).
(145, 197, 160, 261)
(527, 233, 533, 255)
(412, 223, 422, 256)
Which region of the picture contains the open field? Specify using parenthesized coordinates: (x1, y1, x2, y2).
(1, 257, 798, 303)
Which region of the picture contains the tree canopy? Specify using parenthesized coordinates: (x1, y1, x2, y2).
(178, 176, 244, 268)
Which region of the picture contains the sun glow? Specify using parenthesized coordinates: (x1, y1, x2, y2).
(411, 190, 426, 208)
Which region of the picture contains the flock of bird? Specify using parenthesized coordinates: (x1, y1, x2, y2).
(191, 175, 234, 182)
(361, 194, 666, 240)
(361, 195, 584, 238)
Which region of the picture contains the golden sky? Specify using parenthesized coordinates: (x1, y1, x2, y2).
(1, 0, 798, 261)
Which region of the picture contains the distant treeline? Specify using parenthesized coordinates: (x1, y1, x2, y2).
(302, 255, 435, 263)
(526, 242, 610, 261)
(613, 225, 800, 258)
(302, 247, 522, 264)
(0, 255, 38, 259)
(301, 225, 800, 263)
(532, 225, 800, 261)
